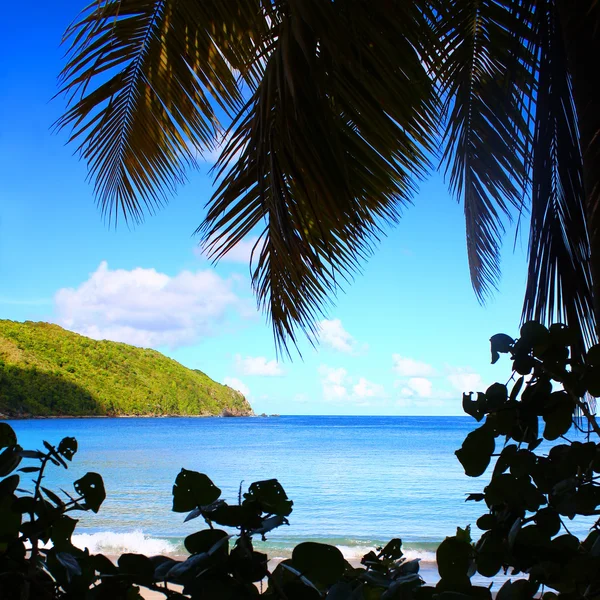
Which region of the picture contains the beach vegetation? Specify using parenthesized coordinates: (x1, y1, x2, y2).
(0, 320, 252, 417)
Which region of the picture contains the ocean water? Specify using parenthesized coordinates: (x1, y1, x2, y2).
(7, 416, 594, 573)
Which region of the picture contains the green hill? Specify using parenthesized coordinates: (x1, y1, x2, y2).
(0, 320, 253, 417)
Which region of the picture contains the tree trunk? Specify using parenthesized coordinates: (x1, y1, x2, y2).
(557, 0, 600, 341)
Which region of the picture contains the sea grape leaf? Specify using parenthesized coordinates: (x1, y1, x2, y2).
(57, 437, 78, 461)
(56, 552, 82, 581)
(0, 445, 23, 477)
(92, 553, 119, 575)
(381, 538, 403, 560)
(463, 393, 486, 421)
(542, 392, 575, 440)
(490, 334, 514, 364)
(520, 321, 549, 348)
(534, 508, 561, 537)
(184, 529, 229, 556)
(51, 515, 78, 552)
(436, 536, 473, 583)
(513, 355, 535, 376)
(243, 478, 293, 516)
(0, 423, 17, 448)
(584, 367, 600, 396)
(586, 344, 600, 367)
(549, 323, 575, 347)
(0, 474, 19, 498)
(455, 425, 495, 477)
(172, 469, 221, 513)
(73, 472, 105, 513)
(251, 514, 289, 537)
(485, 383, 508, 411)
(208, 503, 262, 529)
(118, 553, 155, 583)
(292, 542, 346, 585)
(0, 494, 21, 540)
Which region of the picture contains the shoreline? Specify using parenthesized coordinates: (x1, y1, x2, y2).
(0, 413, 257, 420)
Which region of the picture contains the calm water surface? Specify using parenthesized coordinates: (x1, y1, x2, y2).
(8, 416, 593, 563)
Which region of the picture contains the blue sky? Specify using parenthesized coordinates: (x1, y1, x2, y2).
(0, 1, 531, 415)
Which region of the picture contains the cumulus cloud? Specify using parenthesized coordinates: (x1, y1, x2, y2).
(447, 368, 484, 393)
(353, 378, 385, 399)
(235, 354, 284, 376)
(318, 365, 349, 401)
(223, 377, 250, 398)
(399, 377, 433, 398)
(448, 370, 487, 394)
(318, 319, 360, 354)
(318, 365, 385, 404)
(392, 355, 436, 377)
(54, 261, 246, 348)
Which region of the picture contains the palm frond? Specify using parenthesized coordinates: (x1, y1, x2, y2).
(431, 0, 536, 300)
(200, 0, 438, 354)
(56, 0, 268, 224)
(522, 0, 596, 350)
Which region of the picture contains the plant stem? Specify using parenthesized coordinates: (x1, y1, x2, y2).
(30, 454, 50, 562)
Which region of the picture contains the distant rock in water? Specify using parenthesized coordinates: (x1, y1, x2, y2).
(0, 320, 254, 418)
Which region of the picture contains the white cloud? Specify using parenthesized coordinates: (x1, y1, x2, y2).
(54, 261, 246, 348)
(223, 377, 250, 398)
(318, 319, 360, 354)
(318, 365, 385, 405)
(396, 377, 454, 408)
(392, 355, 436, 377)
(353, 378, 385, 398)
(235, 354, 284, 376)
(318, 365, 349, 401)
(402, 377, 433, 398)
(447, 368, 484, 393)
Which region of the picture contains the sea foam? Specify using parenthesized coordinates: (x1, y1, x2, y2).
(71, 531, 178, 556)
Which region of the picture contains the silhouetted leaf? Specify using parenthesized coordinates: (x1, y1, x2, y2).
(244, 478, 293, 516)
(456, 425, 495, 477)
(73, 472, 105, 513)
(0, 423, 17, 448)
(184, 529, 229, 556)
(436, 536, 473, 584)
(57, 437, 78, 461)
(56, 552, 82, 581)
(172, 469, 221, 512)
(520, 321, 550, 348)
(463, 393, 486, 422)
(118, 553, 155, 583)
(0, 474, 19, 498)
(490, 334, 514, 364)
(292, 542, 346, 585)
(542, 392, 575, 440)
(0, 446, 23, 477)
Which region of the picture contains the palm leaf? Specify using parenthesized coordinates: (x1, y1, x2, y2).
(430, 0, 535, 301)
(200, 0, 438, 354)
(522, 0, 596, 351)
(56, 0, 268, 224)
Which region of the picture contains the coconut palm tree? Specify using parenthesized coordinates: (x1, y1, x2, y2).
(57, 0, 599, 354)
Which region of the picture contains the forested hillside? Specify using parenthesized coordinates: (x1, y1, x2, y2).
(0, 320, 253, 417)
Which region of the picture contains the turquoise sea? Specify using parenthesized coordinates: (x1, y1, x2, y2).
(7, 416, 595, 581)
